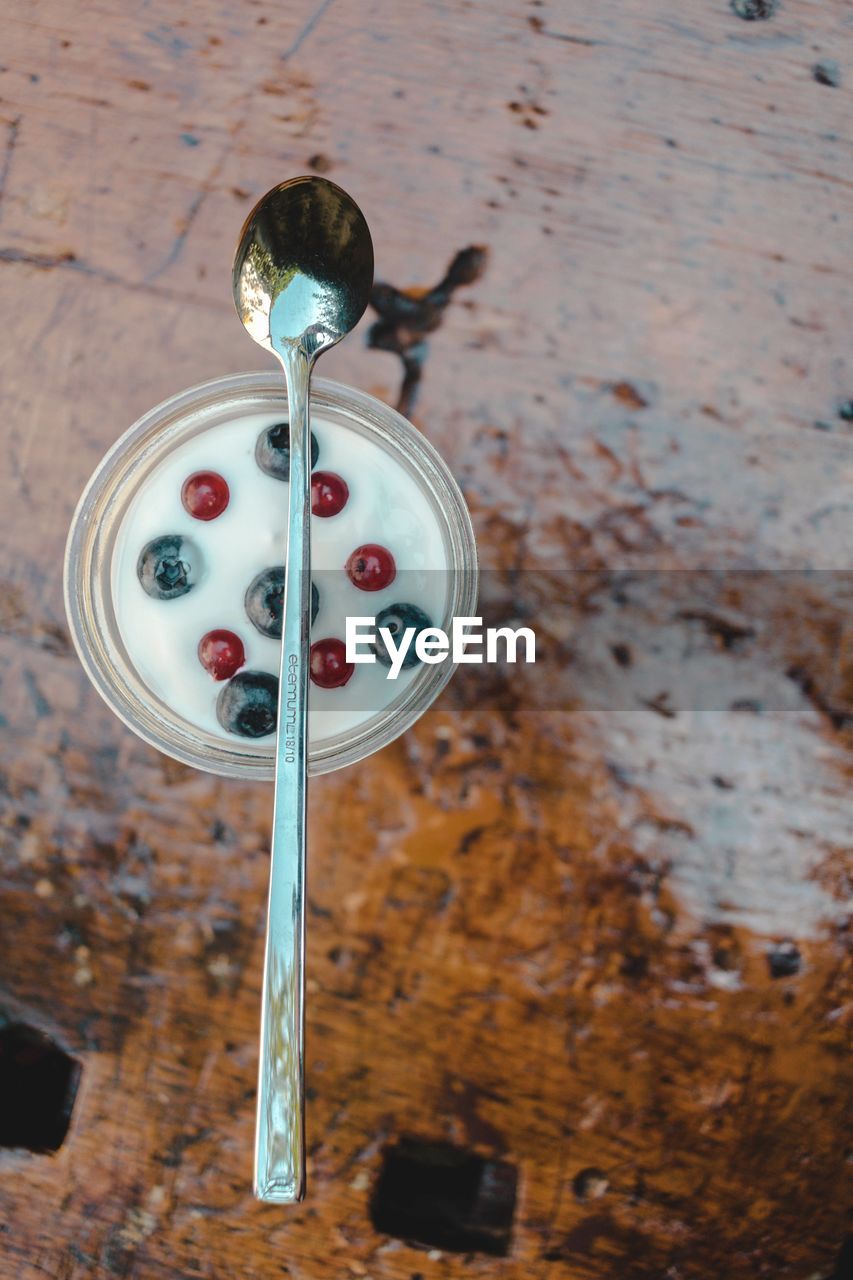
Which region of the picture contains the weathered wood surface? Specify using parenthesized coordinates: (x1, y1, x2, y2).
(1, 1, 851, 1277)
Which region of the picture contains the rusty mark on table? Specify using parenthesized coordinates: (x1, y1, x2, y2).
(609, 379, 651, 410)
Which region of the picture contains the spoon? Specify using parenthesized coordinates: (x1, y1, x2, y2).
(233, 176, 373, 1203)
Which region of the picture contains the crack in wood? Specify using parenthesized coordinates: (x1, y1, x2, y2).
(0, 115, 21, 218)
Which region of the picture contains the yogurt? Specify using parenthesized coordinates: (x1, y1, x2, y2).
(111, 410, 450, 747)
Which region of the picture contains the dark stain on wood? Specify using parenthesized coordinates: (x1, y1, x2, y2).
(786, 663, 851, 730)
(367, 246, 488, 416)
(813, 60, 841, 88)
(730, 0, 777, 20)
(370, 1137, 517, 1256)
(0, 1019, 81, 1153)
(572, 1167, 610, 1202)
(767, 940, 802, 979)
(677, 609, 756, 650)
(610, 380, 651, 410)
(830, 1237, 853, 1280)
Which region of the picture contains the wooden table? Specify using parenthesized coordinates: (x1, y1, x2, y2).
(0, 2, 850, 1277)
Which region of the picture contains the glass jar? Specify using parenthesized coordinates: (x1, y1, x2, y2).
(64, 372, 478, 780)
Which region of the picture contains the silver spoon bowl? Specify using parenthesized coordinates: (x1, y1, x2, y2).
(233, 176, 373, 1204)
(234, 175, 373, 357)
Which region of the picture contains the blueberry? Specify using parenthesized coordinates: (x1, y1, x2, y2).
(245, 567, 319, 638)
(372, 602, 433, 669)
(245, 567, 282, 637)
(255, 421, 319, 480)
(216, 670, 278, 738)
(137, 534, 200, 600)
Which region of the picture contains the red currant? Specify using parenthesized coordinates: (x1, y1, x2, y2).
(310, 637, 354, 689)
(345, 543, 396, 592)
(181, 471, 230, 521)
(311, 470, 349, 517)
(198, 629, 246, 681)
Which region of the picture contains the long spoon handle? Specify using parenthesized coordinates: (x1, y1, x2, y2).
(254, 342, 312, 1203)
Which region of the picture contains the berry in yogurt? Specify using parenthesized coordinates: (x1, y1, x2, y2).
(216, 670, 279, 737)
(256, 420, 320, 480)
(198, 629, 246, 681)
(310, 637, 355, 689)
(244, 566, 284, 639)
(311, 471, 349, 518)
(137, 534, 201, 600)
(345, 543, 396, 592)
(181, 470, 230, 521)
(372, 602, 433, 670)
(245, 569, 320, 638)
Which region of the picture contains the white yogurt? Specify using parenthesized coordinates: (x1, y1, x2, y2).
(111, 411, 450, 745)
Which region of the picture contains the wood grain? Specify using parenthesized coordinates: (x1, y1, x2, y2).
(0, 1, 851, 1278)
